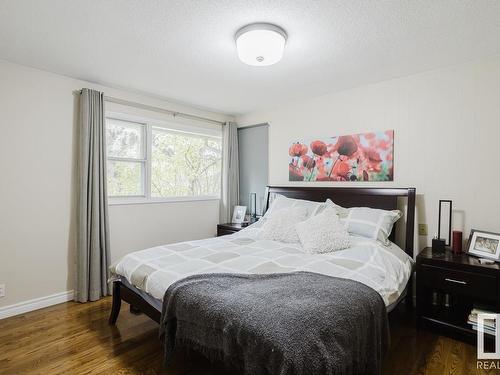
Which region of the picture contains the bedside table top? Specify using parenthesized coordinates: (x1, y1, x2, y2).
(417, 247, 500, 273)
(217, 223, 246, 231)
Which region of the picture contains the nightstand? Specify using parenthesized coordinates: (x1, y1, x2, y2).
(217, 223, 246, 237)
(416, 247, 500, 342)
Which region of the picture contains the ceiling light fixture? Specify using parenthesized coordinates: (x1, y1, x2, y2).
(235, 23, 287, 66)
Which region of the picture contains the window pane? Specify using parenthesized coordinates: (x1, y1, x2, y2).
(106, 118, 144, 159)
(107, 160, 144, 196)
(151, 129, 222, 197)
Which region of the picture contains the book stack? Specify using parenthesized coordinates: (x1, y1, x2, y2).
(468, 307, 497, 336)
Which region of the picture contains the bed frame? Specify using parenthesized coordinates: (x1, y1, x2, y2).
(109, 186, 416, 325)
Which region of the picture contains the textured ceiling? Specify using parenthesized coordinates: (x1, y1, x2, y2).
(1, 1, 500, 114)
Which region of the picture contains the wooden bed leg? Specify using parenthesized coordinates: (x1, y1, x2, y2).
(109, 281, 121, 325)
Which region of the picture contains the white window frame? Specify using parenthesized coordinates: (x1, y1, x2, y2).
(106, 112, 222, 205)
(106, 117, 148, 200)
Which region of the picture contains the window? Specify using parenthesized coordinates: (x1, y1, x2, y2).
(105, 115, 222, 203)
(151, 128, 222, 198)
(106, 118, 146, 197)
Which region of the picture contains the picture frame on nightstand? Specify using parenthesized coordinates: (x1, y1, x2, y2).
(466, 229, 500, 261)
(231, 206, 247, 224)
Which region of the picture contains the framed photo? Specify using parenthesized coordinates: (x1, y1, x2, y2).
(232, 206, 247, 224)
(466, 229, 500, 261)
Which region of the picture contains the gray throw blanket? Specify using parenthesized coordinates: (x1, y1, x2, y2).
(159, 272, 389, 375)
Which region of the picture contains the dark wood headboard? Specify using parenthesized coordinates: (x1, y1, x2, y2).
(264, 186, 416, 258)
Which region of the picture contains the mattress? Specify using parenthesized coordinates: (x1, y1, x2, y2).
(111, 224, 414, 308)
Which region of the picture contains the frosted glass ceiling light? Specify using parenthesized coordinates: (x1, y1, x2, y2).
(235, 23, 287, 66)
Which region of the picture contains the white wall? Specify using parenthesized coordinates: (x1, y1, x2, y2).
(109, 200, 219, 262)
(0, 60, 231, 310)
(238, 55, 500, 254)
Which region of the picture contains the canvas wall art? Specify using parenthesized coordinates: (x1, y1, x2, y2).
(288, 130, 394, 182)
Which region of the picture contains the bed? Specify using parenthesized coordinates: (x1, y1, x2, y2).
(108, 186, 416, 373)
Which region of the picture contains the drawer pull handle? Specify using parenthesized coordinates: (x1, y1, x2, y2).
(444, 278, 467, 285)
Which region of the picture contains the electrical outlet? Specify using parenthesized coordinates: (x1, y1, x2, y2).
(418, 224, 428, 236)
(0, 284, 5, 298)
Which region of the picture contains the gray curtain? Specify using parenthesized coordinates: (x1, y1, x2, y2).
(75, 88, 111, 302)
(220, 122, 239, 223)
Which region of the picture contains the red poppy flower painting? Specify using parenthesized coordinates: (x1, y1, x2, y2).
(288, 130, 394, 182)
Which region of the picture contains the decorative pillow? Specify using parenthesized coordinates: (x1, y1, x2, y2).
(296, 207, 350, 254)
(327, 200, 401, 245)
(261, 206, 308, 243)
(264, 194, 328, 220)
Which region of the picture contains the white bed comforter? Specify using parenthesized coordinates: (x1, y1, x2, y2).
(111, 225, 414, 307)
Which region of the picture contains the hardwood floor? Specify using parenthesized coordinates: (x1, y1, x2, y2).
(0, 298, 496, 375)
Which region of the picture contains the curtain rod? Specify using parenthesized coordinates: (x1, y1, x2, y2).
(74, 90, 225, 125)
(104, 96, 225, 126)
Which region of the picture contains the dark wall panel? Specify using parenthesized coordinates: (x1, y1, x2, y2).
(238, 124, 269, 216)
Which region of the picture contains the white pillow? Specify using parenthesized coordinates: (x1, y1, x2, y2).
(261, 206, 308, 243)
(296, 207, 350, 254)
(327, 200, 401, 245)
(264, 195, 328, 220)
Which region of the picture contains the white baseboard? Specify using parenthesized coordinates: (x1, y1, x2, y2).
(0, 290, 74, 320)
